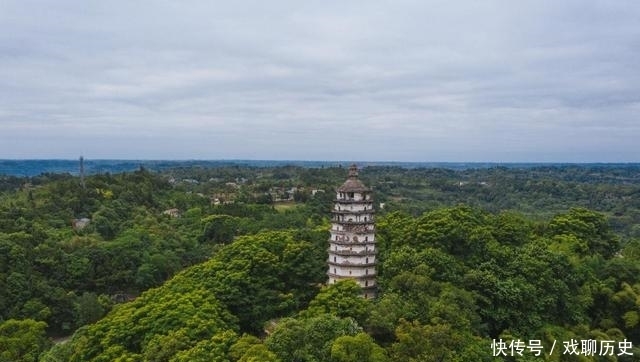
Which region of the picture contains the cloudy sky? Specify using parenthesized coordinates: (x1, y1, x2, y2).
(1, 1, 638, 161)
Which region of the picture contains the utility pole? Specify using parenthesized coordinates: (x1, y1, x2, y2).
(79, 156, 86, 190)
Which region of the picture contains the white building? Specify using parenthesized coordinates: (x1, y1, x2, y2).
(327, 164, 377, 298)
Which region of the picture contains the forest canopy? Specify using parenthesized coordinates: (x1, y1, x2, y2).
(1, 164, 639, 361)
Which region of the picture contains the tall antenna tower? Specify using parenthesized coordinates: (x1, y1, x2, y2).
(79, 156, 86, 190)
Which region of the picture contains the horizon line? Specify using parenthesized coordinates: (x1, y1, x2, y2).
(2, 159, 640, 165)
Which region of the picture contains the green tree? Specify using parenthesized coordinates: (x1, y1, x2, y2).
(301, 280, 371, 325)
(171, 330, 238, 362)
(0, 319, 51, 362)
(237, 344, 279, 362)
(73, 292, 106, 328)
(266, 314, 361, 362)
(200, 215, 240, 244)
(229, 334, 279, 362)
(390, 319, 487, 362)
(549, 208, 620, 258)
(330, 333, 388, 362)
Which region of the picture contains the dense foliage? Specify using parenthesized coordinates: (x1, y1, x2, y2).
(1, 164, 640, 360)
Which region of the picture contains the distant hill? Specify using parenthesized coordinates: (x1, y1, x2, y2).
(2, 159, 639, 177)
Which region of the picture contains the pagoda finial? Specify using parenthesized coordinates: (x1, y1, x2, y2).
(348, 164, 358, 178)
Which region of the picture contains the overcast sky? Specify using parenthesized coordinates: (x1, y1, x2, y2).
(1, 1, 638, 162)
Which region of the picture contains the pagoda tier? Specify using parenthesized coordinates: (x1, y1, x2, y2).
(327, 164, 377, 299)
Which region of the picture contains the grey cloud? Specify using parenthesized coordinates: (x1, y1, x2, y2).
(1, 1, 639, 161)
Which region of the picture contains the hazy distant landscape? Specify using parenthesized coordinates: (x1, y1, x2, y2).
(3, 159, 640, 177)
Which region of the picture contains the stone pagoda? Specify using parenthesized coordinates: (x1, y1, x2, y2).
(327, 164, 376, 298)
